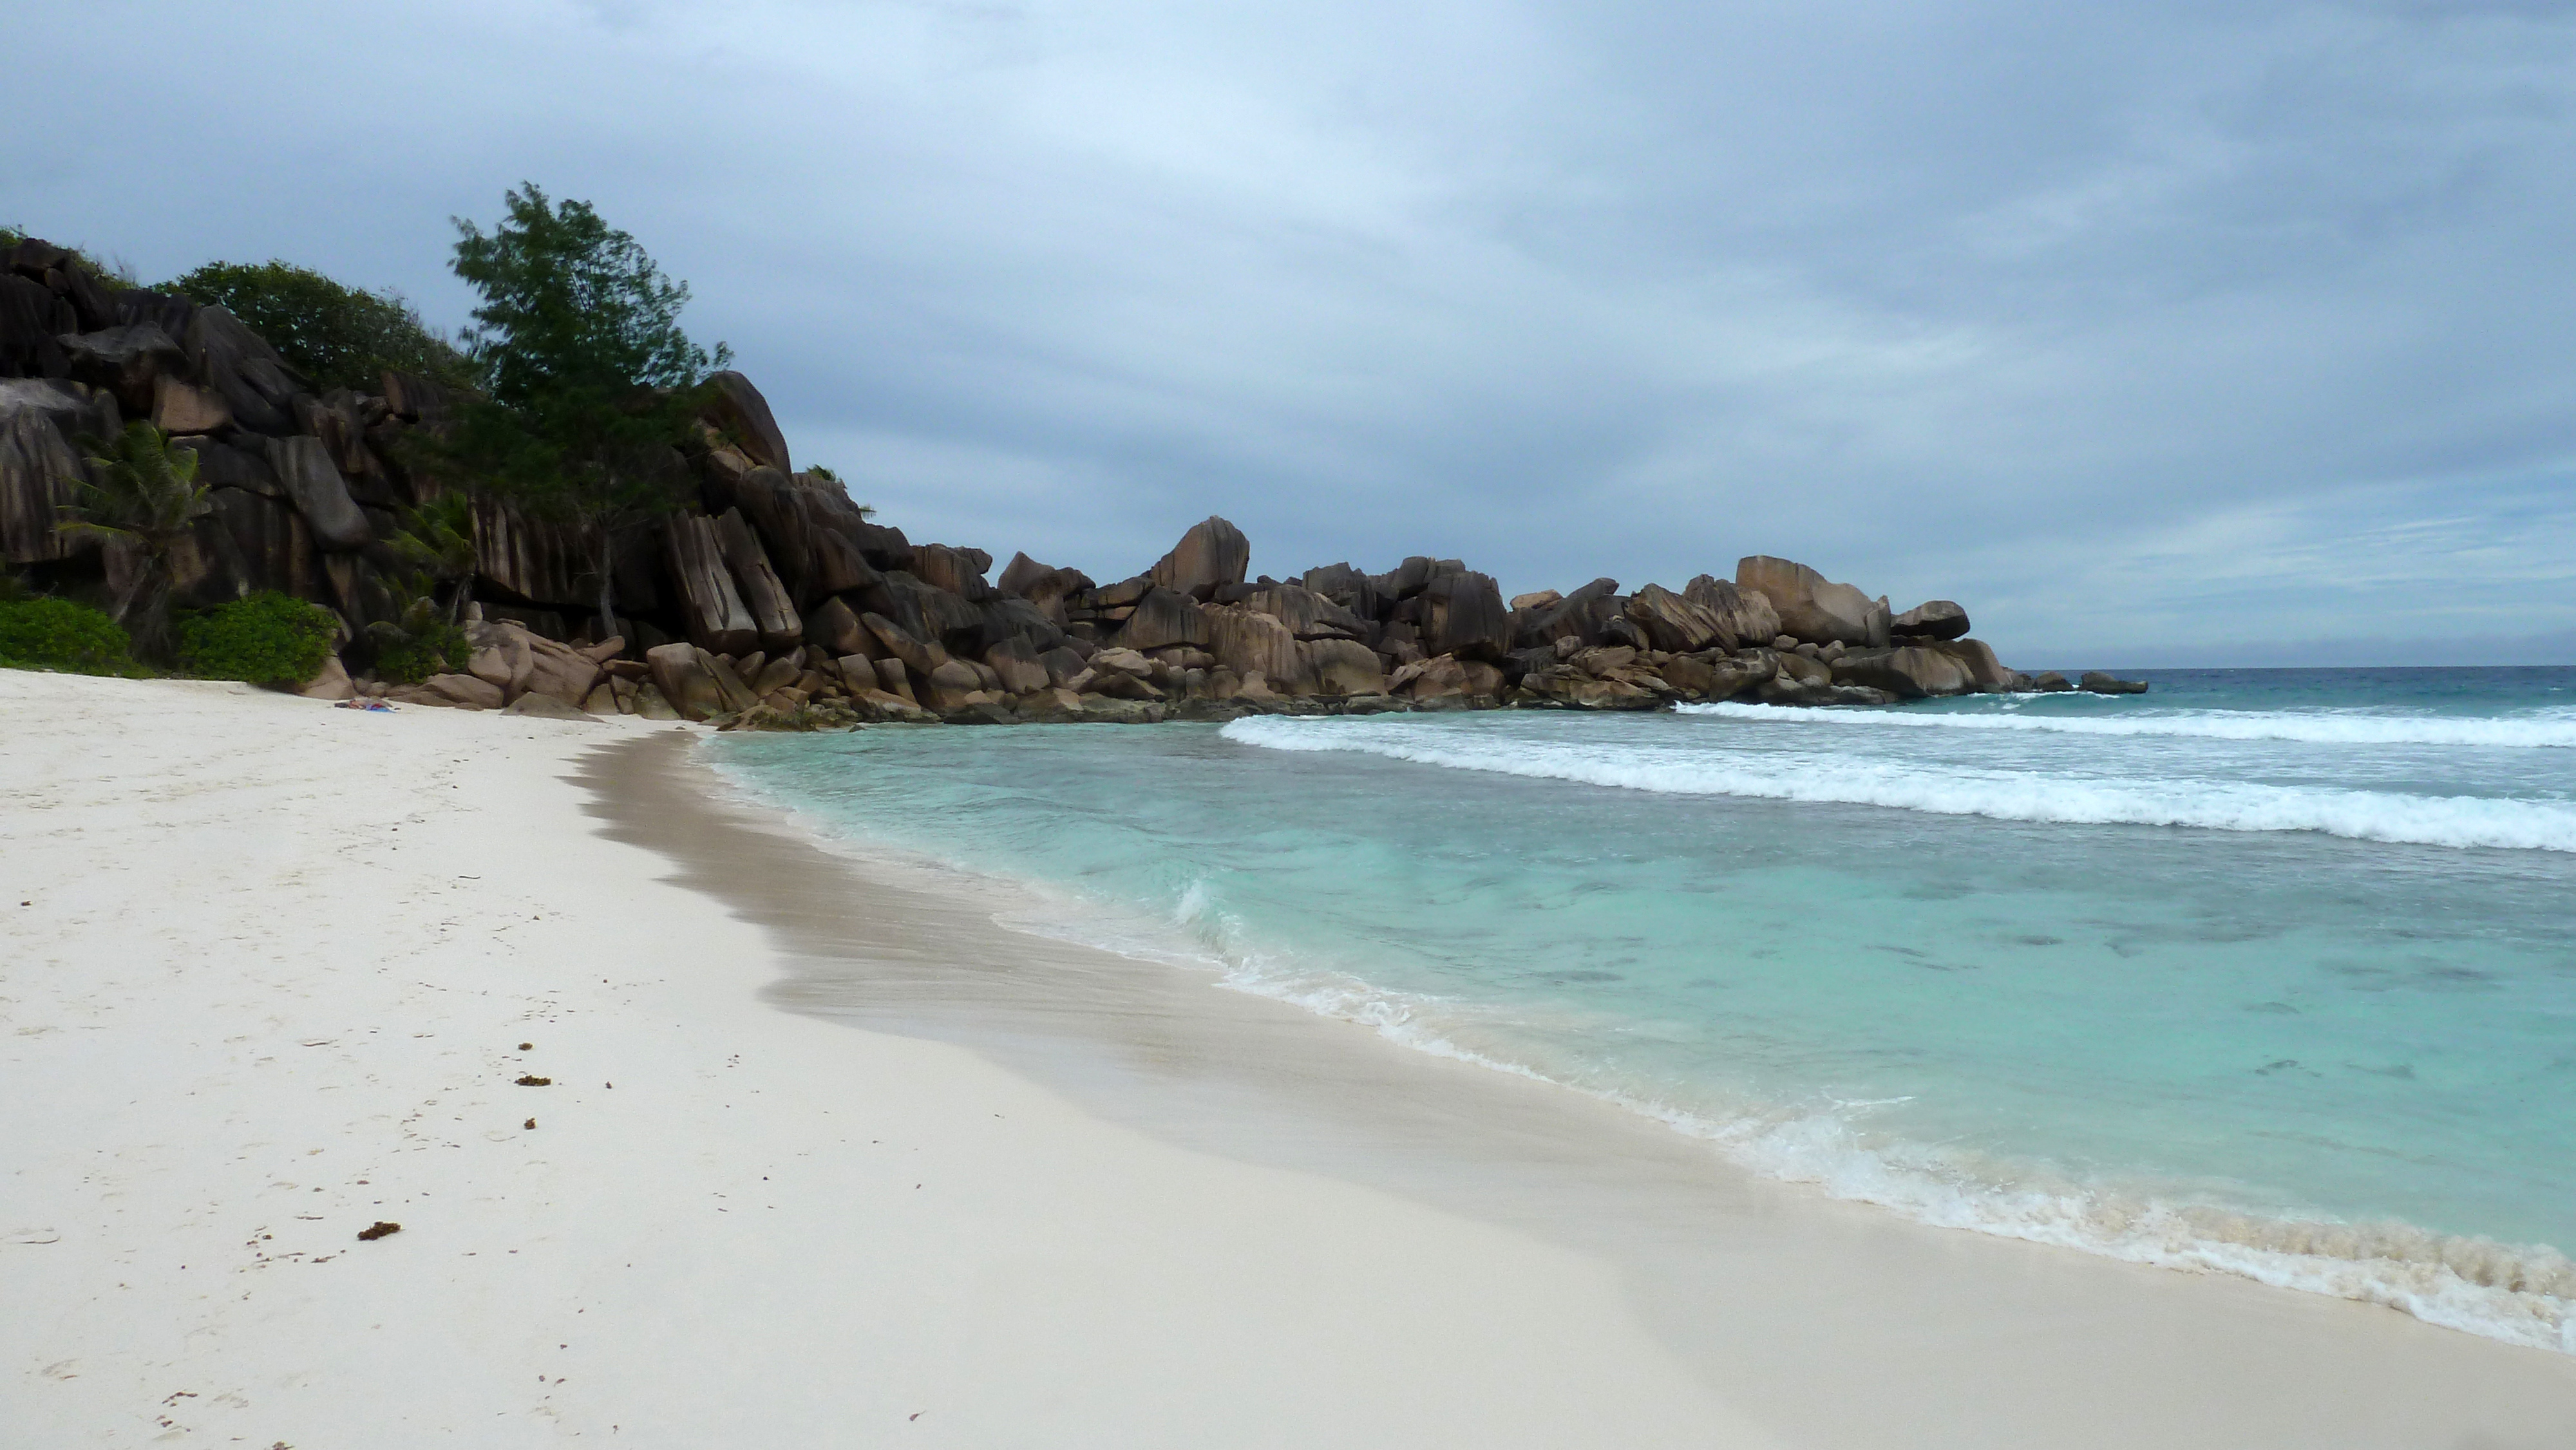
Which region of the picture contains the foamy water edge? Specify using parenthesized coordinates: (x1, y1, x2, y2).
(1223, 715, 2576, 852)
(706, 745, 2576, 1356)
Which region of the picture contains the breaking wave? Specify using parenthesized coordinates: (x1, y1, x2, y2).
(1220, 716, 2576, 852)
(1057, 867, 2576, 1355)
(1680, 700, 2576, 749)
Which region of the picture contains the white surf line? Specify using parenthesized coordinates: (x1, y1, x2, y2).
(1678, 702, 2576, 749)
(1222, 719, 2576, 852)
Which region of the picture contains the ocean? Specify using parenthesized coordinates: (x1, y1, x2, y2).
(709, 667, 2576, 1351)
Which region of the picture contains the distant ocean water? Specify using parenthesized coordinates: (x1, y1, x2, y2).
(711, 667, 2576, 1351)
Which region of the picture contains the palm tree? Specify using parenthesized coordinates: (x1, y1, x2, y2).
(384, 491, 480, 625)
(61, 422, 212, 660)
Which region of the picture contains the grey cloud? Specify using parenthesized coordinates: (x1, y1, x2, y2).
(10, 0, 2572, 662)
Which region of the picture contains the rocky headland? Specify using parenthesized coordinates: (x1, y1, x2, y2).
(0, 233, 2144, 726)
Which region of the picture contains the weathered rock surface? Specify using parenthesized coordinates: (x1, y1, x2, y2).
(265, 437, 372, 551)
(1624, 583, 1732, 654)
(715, 507, 802, 650)
(662, 513, 759, 655)
(1421, 570, 1510, 661)
(1147, 516, 1251, 601)
(1, 233, 2068, 728)
(705, 370, 791, 474)
(1833, 646, 1974, 700)
(501, 691, 592, 720)
(1737, 556, 1889, 648)
(1306, 637, 1388, 696)
(1892, 600, 1971, 640)
(1118, 585, 1211, 651)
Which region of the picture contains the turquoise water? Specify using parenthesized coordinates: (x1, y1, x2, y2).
(712, 668, 2576, 1350)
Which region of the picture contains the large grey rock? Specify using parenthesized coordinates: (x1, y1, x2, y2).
(1624, 583, 1732, 654)
(265, 437, 372, 551)
(207, 486, 319, 598)
(1246, 583, 1367, 640)
(58, 323, 182, 413)
(1832, 646, 1973, 700)
(731, 467, 883, 605)
(1147, 516, 1251, 601)
(1737, 556, 1889, 648)
(1306, 638, 1388, 697)
(1117, 585, 1211, 651)
(182, 304, 304, 437)
(150, 375, 231, 435)
(2080, 672, 2150, 695)
(911, 543, 994, 600)
(379, 369, 459, 425)
(861, 610, 949, 675)
(421, 672, 504, 710)
(1513, 577, 1620, 649)
(297, 654, 357, 701)
(1393, 654, 1470, 700)
(921, 658, 988, 711)
(0, 381, 100, 565)
(662, 513, 759, 655)
(978, 594, 1070, 655)
(855, 570, 987, 657)
(1207, 605, 1316, 695)
(996, 552, 1095, 624)
(984, 637, 1052, 693)
(471, 495, 596, 611)
(715, 507, 803, 650)
(1421, 570, 1510, 661)
(1931, 637, 2013, 692)
(649, 643, 722, 720)
(704, 370, 791, 474)
(0, 274, 73, 378)
(1684, 574, 1779, 648)
(1299, 563, 1383, 620)
(804, 595, 870, 658)
(1892, 600, 1971, 641)
(502, 692, 594, 720)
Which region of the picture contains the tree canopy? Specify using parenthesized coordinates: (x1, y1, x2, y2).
(443, 184, 733, 638)
(163, 259, 474, 392)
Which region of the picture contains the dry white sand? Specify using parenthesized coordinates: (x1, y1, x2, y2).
(6, 670, 2574, 1448)
(0, 672, 1756, 1447)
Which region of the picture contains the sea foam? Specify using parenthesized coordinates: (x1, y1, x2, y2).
(1097, 868, 2576, 1355)
(1220, 716, 2576, 852)
(1679, 700, 2576, 748)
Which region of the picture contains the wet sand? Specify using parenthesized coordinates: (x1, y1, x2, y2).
(598, 728, 2576, 1449)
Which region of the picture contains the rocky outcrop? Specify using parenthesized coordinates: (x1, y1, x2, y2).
(1892, 599, 1970, 641)
(1738, 556, 1889, 649)
(1625, 583, 1732, 654)
(1832, 645, 1973, 700)
(3, 233, 2143, 728)
(1147, 516, 1250, 601)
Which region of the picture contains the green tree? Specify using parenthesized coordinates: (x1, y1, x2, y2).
(446, 184, 732, 641)
(60, 422, 213, 660)
(164, 259, 475, 392)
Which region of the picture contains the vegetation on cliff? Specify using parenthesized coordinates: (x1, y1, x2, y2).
(164, 260, 474, 393)
(443, 184, 732, 640)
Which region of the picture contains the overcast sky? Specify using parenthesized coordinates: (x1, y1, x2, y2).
(14, 0, 2575, 664)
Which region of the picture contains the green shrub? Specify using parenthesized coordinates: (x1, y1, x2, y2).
(371, 619, 469, 684)
(162, 259, 477, 392)
(178, 592, 341, 687)
(0, 596, 137, 675)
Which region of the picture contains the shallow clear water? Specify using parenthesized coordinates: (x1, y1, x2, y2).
(712, 667, 2576, 1350)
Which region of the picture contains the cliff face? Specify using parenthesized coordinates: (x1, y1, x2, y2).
(0, 234, 2126, 722)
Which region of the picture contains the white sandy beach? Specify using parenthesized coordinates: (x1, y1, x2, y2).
(6, 671, 2575, 1447)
